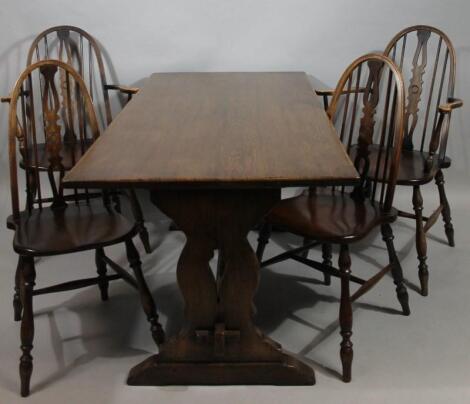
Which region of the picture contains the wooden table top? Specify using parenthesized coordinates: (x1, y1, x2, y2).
(64, 72, 358, 189)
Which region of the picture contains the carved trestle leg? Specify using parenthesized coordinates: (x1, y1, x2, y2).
(435, 170, 455, 247)
(412, 186, 429, 296)
(125, 238, 165, 346)
(338, 244, 353, 383)
(321, 244, 332, 286)
(127, 189, 315, 386)
(13, 259, 23, 321)
(19, 256, 36, 397)
(381, 224, 410, 315)
(95, 248, 109, 301)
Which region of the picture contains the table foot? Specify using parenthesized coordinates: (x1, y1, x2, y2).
(128, 354, 314, 385)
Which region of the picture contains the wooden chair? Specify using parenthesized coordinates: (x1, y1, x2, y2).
(23, 25, 151, 253)
(6, 60, 165, 397)
(256, 54, 409, 382)
(382, 25, 463, 296)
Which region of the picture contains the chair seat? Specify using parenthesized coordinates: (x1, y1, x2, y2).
(20, 139, 94, 171)
(350, 145, 451, 186)
(12, 204, 136, 256)
(266, 193, 394, 243)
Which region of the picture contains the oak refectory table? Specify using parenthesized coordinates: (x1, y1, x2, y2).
(63, 72, 359, 386)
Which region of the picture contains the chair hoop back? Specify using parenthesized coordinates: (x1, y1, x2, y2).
(27, 25, 112, 128)
(8, 59, 101, 220)
(327, 53, 405, 213)
(384, 25, 456, 156)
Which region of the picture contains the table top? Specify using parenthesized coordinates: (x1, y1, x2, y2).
(64, 72, 358, 189)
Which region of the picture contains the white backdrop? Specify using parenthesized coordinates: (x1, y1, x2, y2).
(0, 0, 469, 176)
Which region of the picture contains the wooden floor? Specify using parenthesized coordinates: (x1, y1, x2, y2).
(0, 177, 469, 404)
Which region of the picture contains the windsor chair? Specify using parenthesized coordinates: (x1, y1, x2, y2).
(383, 25, 463, 296)
(6, 60, 165, 397)
(22, 25, 151, 253)
(257, 54, 409, 382)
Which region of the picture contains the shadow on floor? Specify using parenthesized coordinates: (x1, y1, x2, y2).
(5, 213, 453, 393)
(253, 267, 403, 380)
(18, 281, 156, 395)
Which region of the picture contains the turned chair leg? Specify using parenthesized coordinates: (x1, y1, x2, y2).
(95, 248, 109, 301)
(435, 170, 455, 247)
(299, 238, 311, 258)
(125, 239, 165, 346)
(381, 224, 410, 315)
(256, 223, 272, 262)
(112, 192, 122, 213)
(412, 186, 429, 296)
(138, 225, 152, 254)
(338, 244, 353, 382)
(321, 243, 332, 286)
(18, 256, 36, 397)
(129, 189, 152, 254)
(13, 259, 23, 321)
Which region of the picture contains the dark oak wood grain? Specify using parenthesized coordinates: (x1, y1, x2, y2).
(64, 72, 358, 189)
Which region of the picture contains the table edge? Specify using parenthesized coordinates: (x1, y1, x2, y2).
(63, 176, 360, 190)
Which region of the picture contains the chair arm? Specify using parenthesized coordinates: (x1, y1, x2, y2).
(315, 87, 366, 110)
(104, 84, 139, 95)
(315, 87, 365, 97)
(315, 89, 335, 97)
(438, 97, 463, 114)
(6, 215, 17, 230)
(2, 89, 30, 103)
(425, 98, 462, 172)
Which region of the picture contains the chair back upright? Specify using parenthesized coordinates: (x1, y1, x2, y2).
(8, 60, 101, 220)
(384, 25, 456, 161)
(326, 53, 405, 214)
